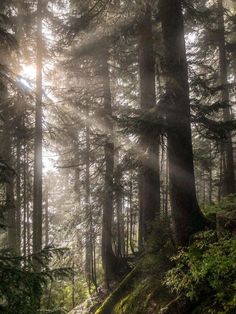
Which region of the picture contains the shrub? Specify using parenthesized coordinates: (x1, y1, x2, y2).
(164, 230, 236, 313)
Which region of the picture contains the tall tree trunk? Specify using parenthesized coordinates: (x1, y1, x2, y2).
(209, 145, 213, 204)
(218, 0, 235, 196)
(218, 144, 224, 201)
(23, 140, 27, 257)
(73, 132, 81, 205)
(129, 174, 135, 254)
(159, 0, 206, 246)
(203, 171, 206, 204)
(33, 0, 43, 268)
(15, 130, 21, 255)
(26, 155, 31, 257)
(101, 45, 119, 287)
(84, 106, 93, 292)
(138, 4, 160, 246)
(1, 88, 17, 252)
(164, 151, 169, 218)
(15, 1, 24, 256)
(114, 163, 125, 258)
(45, 182, 49, 247)
(5, 126, 16, 252)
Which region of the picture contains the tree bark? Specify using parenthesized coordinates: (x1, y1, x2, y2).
(114, 163, 125, 258)
(5, 134, 16, 252)
(85, 106, 94, 292)
(101, 44, 120, 287)
(159, 0, 206, 246)
(138, 4, 160, 246)
(218, 0, 235, 196)
(1, 88, 17, 252)
(209, 145, 213, 204)
(33, 0, 43, 268)
(45, 182, 49, 247)
(16, 126, 21, 255)
(15, 1, 24, 256)
(23, 140, 27, 257)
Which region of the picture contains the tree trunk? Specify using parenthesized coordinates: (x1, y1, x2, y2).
(218, 0, 235, 196)
(209, 145, 213, 204)
(6, 144, 16, 252)
(23, 141, 27, 257)
(164, 151, 169, 218)
(15, 2, 24, 256)
(114, 164, 124, 258)
(1, 89, 17, 252)
(101, 45, 119, 287)
(85, 106, 93, 292)
(45, 182, 49, 247)
(33, 0, 43, 268)
(16, 126, 21, 255)
(159, 0, 206, 246)
(138, 4, 160, 246)
(129, 174, 135, 254)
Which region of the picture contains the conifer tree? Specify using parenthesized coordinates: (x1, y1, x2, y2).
(159, 0, 206, 245)
(33, 0, 43, 267)
(138, 3, 160, 246)
(217, 0, 235, 196)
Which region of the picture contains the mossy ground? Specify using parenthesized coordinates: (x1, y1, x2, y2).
(95, 195, 236, 314)
(95, 253, 173, 314)
(112, 276, 170, 314)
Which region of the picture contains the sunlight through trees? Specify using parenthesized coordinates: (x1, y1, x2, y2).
(0, 0, 235, 313)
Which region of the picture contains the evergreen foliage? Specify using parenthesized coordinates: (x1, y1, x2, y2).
(0, 247, 72, 313)
(164, 230, 236, 313)
(163, 195, 236, 313)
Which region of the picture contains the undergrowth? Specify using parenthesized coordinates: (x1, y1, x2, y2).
(164, 195, 236, 314)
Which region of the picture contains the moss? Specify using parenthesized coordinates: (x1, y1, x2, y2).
(95, 266, 139, 314)
(95, 254, 172, 314)
(113, 275, 171, 314)
(113, 279, 148, 314)
(113, 279, 151, 314)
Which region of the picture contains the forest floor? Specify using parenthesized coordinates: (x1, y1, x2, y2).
(69, 195, 236, 314)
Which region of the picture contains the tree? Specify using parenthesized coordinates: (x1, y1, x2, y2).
(33, 0, 43, 267)
(159, 0, 206, 246)
(100, 42, 119, 287)
(138, 3, 160, 246)
(3, 99, 17, 252)
(217, 0, 235, 196)
(0, 1, 18, 253)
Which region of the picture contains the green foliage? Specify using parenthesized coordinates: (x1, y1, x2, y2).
(145, 219, 175, 258)
(164, 230, 236, 313)
(117, 108, 166, 141)
(203, 194, 236, 216)
(203, 194, 236, 234)
(0, 247, 72, 314)
(42, 276, 88, 313)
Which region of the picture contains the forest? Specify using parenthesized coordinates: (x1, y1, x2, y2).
(0, 0, 236, 313)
